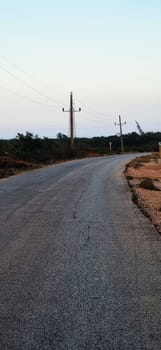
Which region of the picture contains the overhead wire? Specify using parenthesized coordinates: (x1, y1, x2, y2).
(0, 56, 113, 120)
(0, 64, 64, 108)
(0, 56, 41, 83)
(75, 97, 114, 122)
(0, 55, 117, 137)
(0, 55, 69, 101)
(0, 56, 115, 119)
(0, 85, 58, 107)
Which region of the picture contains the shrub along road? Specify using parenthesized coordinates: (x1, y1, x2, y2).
(0, 155, 161, 349)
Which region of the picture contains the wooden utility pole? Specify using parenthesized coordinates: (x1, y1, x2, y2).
(114, 115, 126, 153)
(62, 92, 81, 147)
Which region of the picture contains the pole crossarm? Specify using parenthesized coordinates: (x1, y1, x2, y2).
(74, 108, 81, 112)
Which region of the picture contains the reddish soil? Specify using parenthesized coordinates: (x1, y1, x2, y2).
(125, 153, 161, 233)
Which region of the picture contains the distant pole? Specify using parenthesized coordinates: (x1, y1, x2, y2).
(62, 92, 81, 147)
(115, 115, 126, 153)
(119, 115, 124, 153)
(70, 92, 74, 146)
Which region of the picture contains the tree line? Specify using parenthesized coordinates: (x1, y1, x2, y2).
(0, 131, 160, 163)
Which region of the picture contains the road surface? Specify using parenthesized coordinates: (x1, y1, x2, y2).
(0, 155, 161, 349)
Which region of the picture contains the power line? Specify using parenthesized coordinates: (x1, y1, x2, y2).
(0, 56, 115, 123)
(0, 55, 69, 101)
(0, 56, 39, 83)
(0, 63, 63, 108)
(75, 97, 114, 123)
(0, 85, 57, 107)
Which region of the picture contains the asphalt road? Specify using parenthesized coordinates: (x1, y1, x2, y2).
(1, 155, 161, 350)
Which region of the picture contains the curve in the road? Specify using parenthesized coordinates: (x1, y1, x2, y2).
(0, 155, 161, 350)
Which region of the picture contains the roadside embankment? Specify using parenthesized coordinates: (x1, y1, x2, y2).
(0, 156, 36, 178)
(0, 153, 111, 179)
(125, 153, 161, 233)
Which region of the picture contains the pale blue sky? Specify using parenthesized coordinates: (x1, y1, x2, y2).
(0, 0, 161, 138)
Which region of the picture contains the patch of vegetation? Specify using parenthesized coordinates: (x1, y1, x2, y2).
(0, 130, 161, 166)
(126, 175, 133, 180)
(0, 156, 34, 178)
(139, 178, 160, 191)
(132, 162, 143, 169)
(0, 156, 31, 168)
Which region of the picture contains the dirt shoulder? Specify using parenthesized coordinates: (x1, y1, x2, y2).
(0, 156, 39, 179)
(0, 153, 111, 180)
(125, 153, 161, 233)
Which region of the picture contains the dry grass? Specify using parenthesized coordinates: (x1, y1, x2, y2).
(0, 156, 34, 178)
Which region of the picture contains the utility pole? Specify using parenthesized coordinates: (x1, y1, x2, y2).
(114, 115, 126, 153)
(135, 120, 144, 135)
(62, 92, 81, 147)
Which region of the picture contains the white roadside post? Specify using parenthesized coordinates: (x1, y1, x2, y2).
(109, 142, 112, 152)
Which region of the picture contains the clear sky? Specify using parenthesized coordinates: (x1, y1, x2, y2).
(0, 0, 161, 138)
